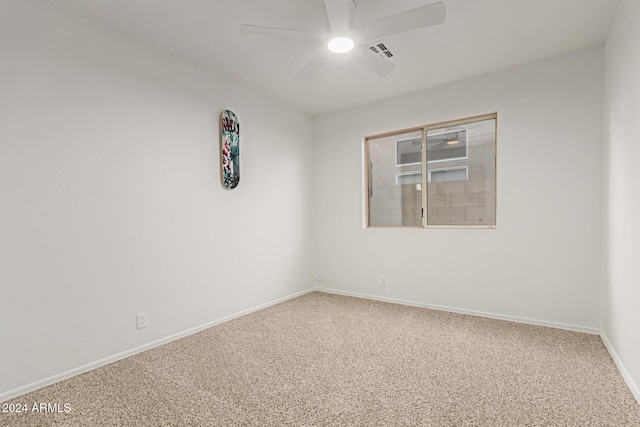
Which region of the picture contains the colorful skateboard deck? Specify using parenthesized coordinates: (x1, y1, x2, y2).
(220, 110, 240, 189)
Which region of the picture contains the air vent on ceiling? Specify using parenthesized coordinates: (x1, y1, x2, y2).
(368, 41, 396, 60)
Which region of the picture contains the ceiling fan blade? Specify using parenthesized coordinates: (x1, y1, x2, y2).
(294, 50, 329, 81)
(324, 0, 355, 34)
(356, 1, 446, 42)
(239, 24, 325, 40)
(354, 44, 396, 77)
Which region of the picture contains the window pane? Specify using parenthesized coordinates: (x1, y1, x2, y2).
(426, 118, 496, 226)
(396, 137, 422, 166)
(397, 171, 422, 185)
(429, 167, 468, 183)
(368, 130, 422, 227)
(427, 129, 468, 162)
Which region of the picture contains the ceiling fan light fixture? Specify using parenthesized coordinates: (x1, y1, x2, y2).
(328, 36, 354, 53)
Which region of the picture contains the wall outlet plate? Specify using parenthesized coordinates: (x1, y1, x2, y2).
(136, 312, 148, 330)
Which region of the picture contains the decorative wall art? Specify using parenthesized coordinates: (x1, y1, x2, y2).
(220, 110, 240, 189)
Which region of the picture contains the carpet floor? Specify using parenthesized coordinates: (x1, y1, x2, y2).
(2, 291, 640, 426)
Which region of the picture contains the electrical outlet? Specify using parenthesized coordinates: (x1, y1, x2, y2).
(381, 276, 387, 288)
(136, 312, 148, 330)
(316, 272, 323, 283)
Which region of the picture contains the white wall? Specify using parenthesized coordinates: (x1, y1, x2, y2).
(314, 46, 604, 331)
(0, 0, 314, 398)
(0, 0, 622, 404)
(603, 0, 640, 400)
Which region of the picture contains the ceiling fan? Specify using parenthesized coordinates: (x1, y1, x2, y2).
(239, 0, 446, 80)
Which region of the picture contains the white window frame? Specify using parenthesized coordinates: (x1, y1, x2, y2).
(395, 170, 422, 185)
(394, 136, 422, 167)
(426, 129, 469, 164)
(395, 166, 468, 185)
(427, 165, 469, 183)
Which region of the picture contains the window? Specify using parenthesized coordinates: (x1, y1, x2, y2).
(365, 114, 496, 228)
(395, 167, 468, 186)
(429, 166, 468, 183)
(395, 137, 422, 166)
(396, 171, 422, 186)
(427, 129, 468, 163)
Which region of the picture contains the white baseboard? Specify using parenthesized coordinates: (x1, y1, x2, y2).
(600, 332, 640, 405)
(319, 288, 640, 404)
(0, 287, 315, 403)
(315, 287, 600, 335)
(315, 287, 640, 404)
(7, 287, 637, 408)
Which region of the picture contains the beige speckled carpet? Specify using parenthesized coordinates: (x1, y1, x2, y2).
(2, 292, 640, 426)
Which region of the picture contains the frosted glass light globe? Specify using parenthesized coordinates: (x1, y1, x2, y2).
(328, 37, 354, 53)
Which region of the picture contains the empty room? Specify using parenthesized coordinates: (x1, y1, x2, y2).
(1, 0, 639, 425)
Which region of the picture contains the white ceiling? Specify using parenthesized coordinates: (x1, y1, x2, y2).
(44, 0, 620, 116)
